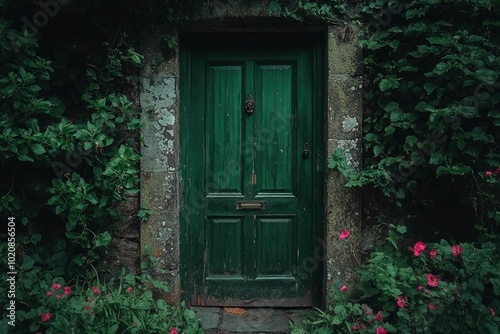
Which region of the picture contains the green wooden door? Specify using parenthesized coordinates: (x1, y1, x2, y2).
(181, 39, 323, 307)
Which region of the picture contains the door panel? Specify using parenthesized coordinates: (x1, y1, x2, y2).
(182, 41, 321, 307)
(255, 63, 295, 194)
(206, 64, 244, 194)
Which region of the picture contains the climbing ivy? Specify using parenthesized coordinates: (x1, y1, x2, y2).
(0, 0, 148, 272)
(327, 0, 500, 238)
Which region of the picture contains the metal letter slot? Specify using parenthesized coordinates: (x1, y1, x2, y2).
(236, 201, 266, 210)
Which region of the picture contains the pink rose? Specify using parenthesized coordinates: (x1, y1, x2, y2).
(340, 285, 348, 292)
(396, 296, 407, 308)
(427, 274, 440, 287)
(170, 328, 179, 334)
(64, 286, 72, 296)
(451, 245, 462, 257)
(39, 312, 52, 322)
(412, 241, 427, 256)
(373, 311, 383, 322)
(429, 249, 437, 259)
(127, 287, 134, 293)
(92, 286, 100, 295)
(376, 327, 387, 334)
(339, 230, 350, 239)
(429, 303, 436, 310)
(52, 283, 61, 291)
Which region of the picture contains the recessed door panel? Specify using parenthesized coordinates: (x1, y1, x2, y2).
(206, 64, 244, 195)
(255, 63, 295, 195)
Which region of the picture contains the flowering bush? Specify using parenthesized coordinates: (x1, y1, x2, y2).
(294, 228, 500, 333)
(6, 271, 202, 334)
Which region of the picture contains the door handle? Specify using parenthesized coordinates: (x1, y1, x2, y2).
(302, 143, 309, 159)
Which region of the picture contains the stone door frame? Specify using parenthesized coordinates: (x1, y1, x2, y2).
(139, 23, 362, 306)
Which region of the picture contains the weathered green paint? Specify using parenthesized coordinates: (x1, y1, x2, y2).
(180, 37, 324, 307)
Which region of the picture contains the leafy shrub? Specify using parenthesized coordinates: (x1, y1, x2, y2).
(327, 0, 500, 237)
(1, 266, 202, 334)
(294, 227, 500, 333)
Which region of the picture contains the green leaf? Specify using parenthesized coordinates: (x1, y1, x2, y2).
(476, 68, 498, 83)
(379, 77, 399, 91)
(415, 102, 433, 112)
(472, 127, 493, 142)
(390, 112, 406, 122)
(156, 299, 168, 310)
(436, 165, 471, 177)
(365, 133, 378, 141)
(94, 231, 112, 247)
(385, 126, 395, 135)
(23, 255, 35, 270)
(429, 152, 444, 165)
(424, 82, 439, 95)
(30, 234, 42, 244)
(405, 136, 418, 147)
(31, 143, 46, 155)
(396, 225, 407, 234)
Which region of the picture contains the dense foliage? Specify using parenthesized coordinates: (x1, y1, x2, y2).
(0, 0, 198, 331)
(329, 0, 500, 239)
(293, 226, 500, 333)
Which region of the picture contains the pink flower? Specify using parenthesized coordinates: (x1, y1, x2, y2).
(170, 328, 179, 334)
(376, 327, 387, 334)
(56, 293, 62, 300)
(133, 322, 137, 327)
(350, 324, 366, 330)
(427, 274, 440, 287)
(338, 230, 350, 239)
(92, 286, 100, 295)
(451, 245, 462, 257)
(396, 296, 408, 308)
(485, 170, 493, 177)
(52, 283, 61, 291)
(46, 291, 53, 296)
(373, 311, 383, 322)
(411, 241, 427, 256)
(64, 286, 72, 296)
(429, 249, 437, 259)
(340, 285, 348, 292)
(127, 287, 133, 293)
(429, 303, 436, 310)
(489, 307, 495, 317)
(417, 285, 423, 291)
(39, 312, 52, 322)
